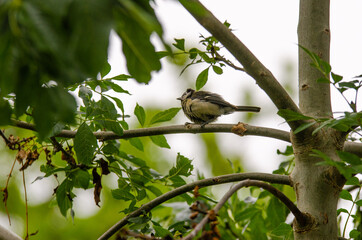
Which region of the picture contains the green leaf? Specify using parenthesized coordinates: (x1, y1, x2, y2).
(136, 189, 146, 201)
(338, 151, 361, 165)
(345, 176, 360, 186)
(74, 123, 98, 165)
(355, 200, 362, 207)
(212, 65, 223, 75)
(97, 119, 123, 136)
(115, 0, 162, 83)
(195, 68, 209, 90)
(33, 87, 77, 139)
(350, 229, 361, 238)
(100, 62, 111, 78)
(68, 0, 114, 78)
(293, 122, 316, 134)
(223, 20, 231, 28)
(339, 82, 357, 89)
(56, 179, 73, 217)
(0, 99, 12, 125)
(339, 189, 353, 201)
(331, 72, 343, 83)
(271, 222, 293, 236)
(150, 135, 170, 149)
(311, 119, 334, 135)
(146, 185, 162, 197)
(198, 52, 213, 63)
(111, 74, 132, 81)
(134, 103, 146, 127)
(173, 38, 185, 51)
(111, 189, 135, 201)
(72, 169, 90, 189)
(154, 225, 172, 238)
(234, 207, 260, 222)
(104, 81, 130, 94)
(118, 151, 147, 167)
(150, 108, 181, 125)
(266, 197, 287, 228)
(100, 96, 118, 119)
(189, 48, 199, 59)
(157, 51, 170, 59)
(277, 109, 313, 122)
(320, 60, 331, 75)
(169, 175, 187, 187)
(129, 138, 144, 151)
(102, 143, 120, 155)
(169, 153, 193, 177)
(277, 145, 294, 156)
(79, 86, 93, 106)
(337, 208, 349, 215)
(109, 96, 124, 115)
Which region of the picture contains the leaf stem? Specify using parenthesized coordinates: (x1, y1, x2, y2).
(342, 186, 361, 237)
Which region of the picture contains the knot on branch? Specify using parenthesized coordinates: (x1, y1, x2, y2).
(293, 212, 316, 233)
(232, 122, 247, 136)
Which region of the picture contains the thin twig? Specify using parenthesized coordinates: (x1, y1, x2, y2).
(213, 51, 245, 72)
(3, 158, 17, 225)
(20, 160, 29, 240)
(182, 180, 307, 239)
(0, 129, 11, 145)
(97, 173, 290, 240)
(120, 229, 161, 239)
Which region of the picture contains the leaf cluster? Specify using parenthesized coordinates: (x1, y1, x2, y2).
(278, 109, 361, 137)
(0, 0, 166, 138)
(168, 22, 238, 90)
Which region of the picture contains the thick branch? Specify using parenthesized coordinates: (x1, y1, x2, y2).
(97, 173, 291, 240)
(178, 0, 302, 130)
(183, 180, 307, 240)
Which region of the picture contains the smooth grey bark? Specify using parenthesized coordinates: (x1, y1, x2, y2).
(292, 0, 344, 239)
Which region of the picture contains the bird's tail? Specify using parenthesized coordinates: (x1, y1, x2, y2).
(235, 106, 261, 112)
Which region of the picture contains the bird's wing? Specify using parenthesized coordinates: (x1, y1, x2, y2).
(189, 98, 221, 117)
(191, 91, 235, 108)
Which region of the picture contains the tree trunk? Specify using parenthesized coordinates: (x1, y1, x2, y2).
(292, 0, 345, 239)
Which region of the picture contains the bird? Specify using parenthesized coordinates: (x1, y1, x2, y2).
(177, 88, 260, 127)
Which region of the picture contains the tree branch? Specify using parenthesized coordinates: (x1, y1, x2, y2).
(178, 0, 302, 130)
(10, 119, 362, 157)
(183, 180, 308, 240)
(97, 172, 291, 240)
(11, 119, 290, 141)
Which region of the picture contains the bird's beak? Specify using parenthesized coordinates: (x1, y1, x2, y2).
(176, 97, 182, 100)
